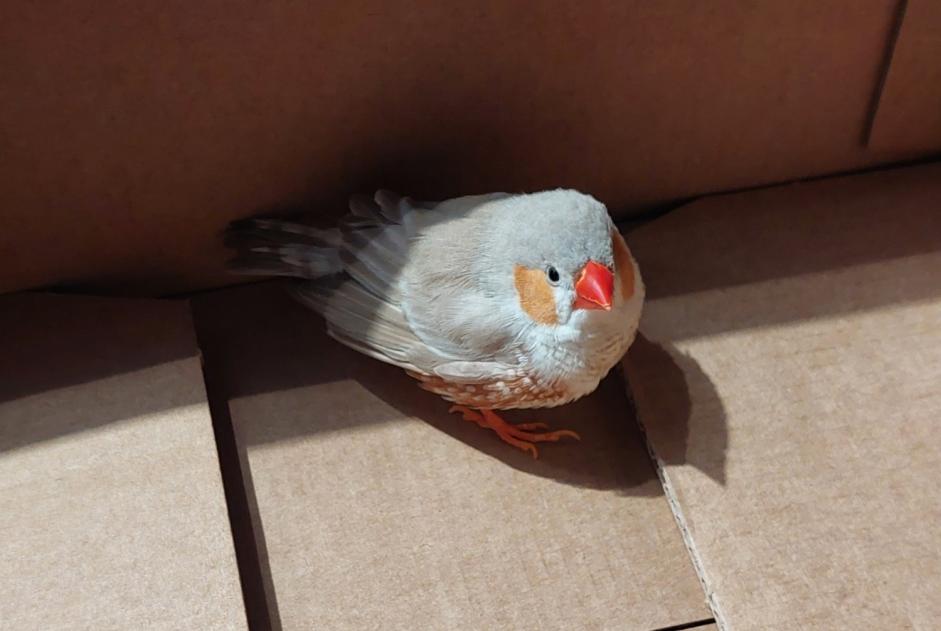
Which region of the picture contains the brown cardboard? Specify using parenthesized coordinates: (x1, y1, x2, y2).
(192, 282, 709, 630)
(623, 164, 941, 630)
(869, 0, 941, 152)
(0, 294, 247, 630)
(0, 1, 929, 296)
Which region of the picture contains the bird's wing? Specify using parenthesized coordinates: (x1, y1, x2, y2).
(430, 360, 519, 383)
(396, 195, 526, 368)
(293, 278, 445, 373)
(338, 190, 506, 303)
(296, 190, 520, 377)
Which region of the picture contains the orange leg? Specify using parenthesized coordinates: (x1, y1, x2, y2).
(448, 405, 580, 459)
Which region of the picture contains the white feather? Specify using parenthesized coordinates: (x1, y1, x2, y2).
(433, 361, 517, 383)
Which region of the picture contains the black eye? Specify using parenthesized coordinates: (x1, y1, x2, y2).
(546, 266, 560, 284)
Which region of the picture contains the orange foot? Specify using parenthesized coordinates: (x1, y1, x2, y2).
(448, 405, 580, 459)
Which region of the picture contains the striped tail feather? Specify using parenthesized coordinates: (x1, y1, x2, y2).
(224, 217, 344, 279)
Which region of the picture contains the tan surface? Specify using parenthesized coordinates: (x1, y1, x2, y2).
(0, 1, 926, 296)
(0, 294, 246, 630)
(193, 282, 709, 631)
(870, 0, 941, 152)
(623, 164, 941, 630)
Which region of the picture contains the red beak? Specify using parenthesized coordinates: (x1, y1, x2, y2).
(574, 260, 614, 311)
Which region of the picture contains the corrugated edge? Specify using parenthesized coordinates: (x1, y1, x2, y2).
(619, 364, 730, 631)
(863, 0, 909, 146)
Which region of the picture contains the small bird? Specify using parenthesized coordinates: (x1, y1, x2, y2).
(226, 189, 644, 458)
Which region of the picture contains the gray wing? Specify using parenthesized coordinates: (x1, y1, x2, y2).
(292, 190, 520, 380)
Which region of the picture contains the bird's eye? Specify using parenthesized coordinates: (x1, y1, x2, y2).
(546, 266, 560, 284)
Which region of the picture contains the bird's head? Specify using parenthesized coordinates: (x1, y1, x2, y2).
(486, 190, 640, 328)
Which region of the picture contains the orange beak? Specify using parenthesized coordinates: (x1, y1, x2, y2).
(574, 260, 614, 311)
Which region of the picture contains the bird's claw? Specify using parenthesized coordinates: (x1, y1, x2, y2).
(512, 422, 549, 431)
(448, 405, 487, 428)
(448, 406, 580, 459)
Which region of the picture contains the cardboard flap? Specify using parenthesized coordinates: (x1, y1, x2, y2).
(869, 0, 941, 152)
(623, 163, 941, 629)
(0, 2, 923, 296)
(0, 294, 247, 629)
(193, 282, 710, 630)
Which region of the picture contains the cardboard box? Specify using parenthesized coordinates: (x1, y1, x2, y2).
(2, 3, 941, 630)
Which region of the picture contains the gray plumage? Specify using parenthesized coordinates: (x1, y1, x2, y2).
(225, 188, 643, 405)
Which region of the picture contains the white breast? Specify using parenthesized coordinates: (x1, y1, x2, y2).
(517, 267, 644, 408)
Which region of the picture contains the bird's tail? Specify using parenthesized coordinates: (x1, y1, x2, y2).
(224, 217, 343, 279)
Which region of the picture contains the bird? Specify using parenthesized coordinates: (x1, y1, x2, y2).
(225, 189, 645, 458)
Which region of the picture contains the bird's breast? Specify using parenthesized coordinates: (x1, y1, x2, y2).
(521, 310, 640, 401)
(413, 370, 573, 410)
(411, 321, 636, 411)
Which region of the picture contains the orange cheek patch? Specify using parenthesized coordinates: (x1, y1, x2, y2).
(514, 265, 559, 325)
(612, 230, 636, 300)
